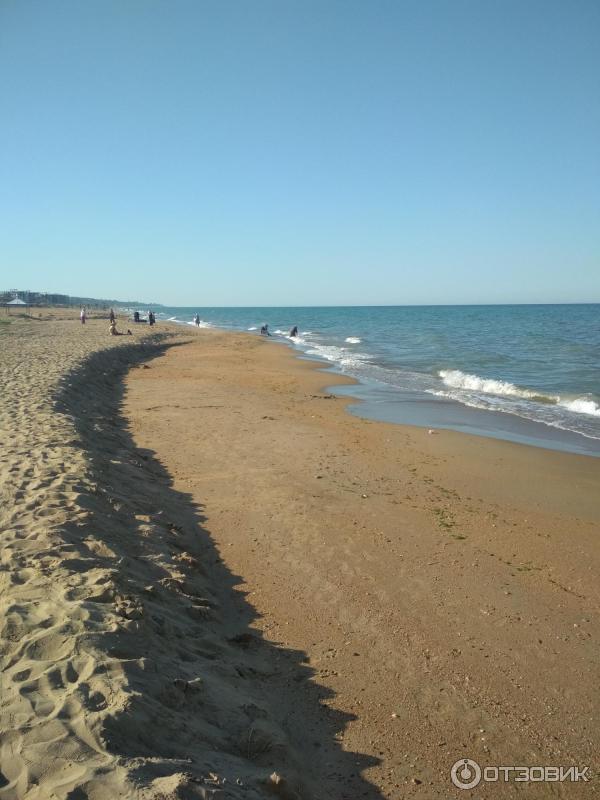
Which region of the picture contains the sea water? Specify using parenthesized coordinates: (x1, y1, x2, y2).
(138, 304, 600, 456)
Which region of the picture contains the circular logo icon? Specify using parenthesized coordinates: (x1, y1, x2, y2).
(451, 758, 482, 790)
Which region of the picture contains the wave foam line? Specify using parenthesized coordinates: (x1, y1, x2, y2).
(438, 369, 543, 400)
(558, 397, 600, 417)
(438, 370, 600, 418)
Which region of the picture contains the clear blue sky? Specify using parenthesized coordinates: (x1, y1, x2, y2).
(1, 0, 598, 306)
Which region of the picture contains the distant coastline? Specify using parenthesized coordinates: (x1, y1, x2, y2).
(0, 289, 163, 309)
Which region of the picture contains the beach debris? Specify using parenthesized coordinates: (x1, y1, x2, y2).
(428, 429, 438, 434)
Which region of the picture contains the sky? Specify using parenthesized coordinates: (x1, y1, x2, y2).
(0, 0, 599, 306)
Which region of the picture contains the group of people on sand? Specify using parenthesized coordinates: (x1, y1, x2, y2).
(131, 309, 156, 325)
(80, 306, 158, 335)
(260, 324, 299, 338)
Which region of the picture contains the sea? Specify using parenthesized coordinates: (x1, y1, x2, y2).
(134, 304, 600, 457)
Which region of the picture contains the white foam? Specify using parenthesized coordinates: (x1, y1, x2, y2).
(345, 337, 362, 344)
(439, 369, 542, 400)
(284, 335, 306, 344)
(439, 369, 600, 421)
(428, 389, 600, 440)
(306, 344, 370, 369)
(558, 397, 600, 417)
(542, 419, 600, 439)
(247, 326, 257, 331)
(427, 389, 492, 412)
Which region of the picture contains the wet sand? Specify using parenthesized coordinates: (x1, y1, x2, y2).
(1, 311, 599, 798)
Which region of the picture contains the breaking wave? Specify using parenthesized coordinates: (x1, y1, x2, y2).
(438, 370, 600, 418)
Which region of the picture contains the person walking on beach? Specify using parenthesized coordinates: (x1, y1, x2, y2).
(80, 307, 86, 325)
(109, 308, 115, 324)
(148, 311, 155, 326)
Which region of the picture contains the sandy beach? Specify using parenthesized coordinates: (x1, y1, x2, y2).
(1, 312, 599, 798)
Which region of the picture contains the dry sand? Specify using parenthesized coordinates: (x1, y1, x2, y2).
(1, 312, 599, 799)
(2, 311, 309, 799)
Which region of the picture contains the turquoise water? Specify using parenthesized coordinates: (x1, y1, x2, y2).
(135, 304, 600, 455)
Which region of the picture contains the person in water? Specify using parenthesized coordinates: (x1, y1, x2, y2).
(289, 326, 298, 338)
(194, 314, 200, 327)
(260, 324, 271, 336)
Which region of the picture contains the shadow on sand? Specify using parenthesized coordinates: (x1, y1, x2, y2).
(55, 335, 383, 800)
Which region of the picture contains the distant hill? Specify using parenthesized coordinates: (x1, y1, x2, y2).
(0, 290, 163, 308)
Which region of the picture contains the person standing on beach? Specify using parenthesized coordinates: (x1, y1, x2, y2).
(194, 314, 200, 327)
(80, 307, 86, 325)
(109, 308, 115, 324)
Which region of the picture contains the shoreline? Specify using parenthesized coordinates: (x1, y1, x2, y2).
(162, 314, 600, 459)
(251, 330, 600, 472)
